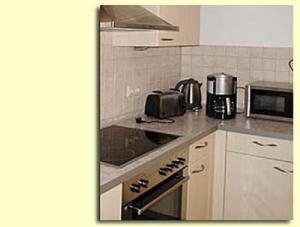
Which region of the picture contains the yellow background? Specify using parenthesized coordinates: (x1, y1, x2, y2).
(0, 0, 297, 226)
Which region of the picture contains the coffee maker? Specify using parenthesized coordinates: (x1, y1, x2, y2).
(206, 73, 237, 119)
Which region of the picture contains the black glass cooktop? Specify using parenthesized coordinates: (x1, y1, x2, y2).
(100, 126, 179, 167)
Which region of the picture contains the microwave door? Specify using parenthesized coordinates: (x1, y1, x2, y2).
(250, 89, 293, 118)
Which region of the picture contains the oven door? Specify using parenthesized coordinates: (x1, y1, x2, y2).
(122, 170, 189, 220)
(250, 89, 293, 120)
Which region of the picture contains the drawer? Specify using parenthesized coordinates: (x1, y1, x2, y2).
(227, 132, 293, 162)
(189, 133, 213, 165)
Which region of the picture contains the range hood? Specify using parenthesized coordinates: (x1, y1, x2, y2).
(100, 5, 179, 31)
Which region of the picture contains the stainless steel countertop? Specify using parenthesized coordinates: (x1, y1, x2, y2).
(100, 110, 293, 194)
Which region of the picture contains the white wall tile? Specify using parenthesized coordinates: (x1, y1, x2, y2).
(215, 46, 226, 56)
(201, 56, 215, 67)
(181, 47, 192, 55)
(202, 46, 216, 56)
(262, 59, 276, 71)
(181, 55, 191, 66)
(262, 47, 277, 59)
(275, 71, 289, 82)
(250, 58, 263, 70)
(100, 36, 181, 124)
(215, 56, 227, 67)
(276, 48, 291, 59)
(225, 57, 238, 68)
(225, 46, 238, 56)
(191, 56, 202, 67)
(237, 58, 250, 69)
(181, 66, 192, 77)
(238, 47, 250, 57)
(276, 59, 290, 72)
(250, 47, 263, 58)
(263, 70, 276, 81)
(191, 46, 203, 55)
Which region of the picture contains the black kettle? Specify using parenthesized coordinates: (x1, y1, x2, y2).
(175, 78, 202, 111)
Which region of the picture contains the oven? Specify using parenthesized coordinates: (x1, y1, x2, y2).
(122, 149, 188, 220)
(245, 81, 293, 122)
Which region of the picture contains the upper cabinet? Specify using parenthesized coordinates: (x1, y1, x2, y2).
(112, 6, 200, 47)
(200, 6, 293, 47)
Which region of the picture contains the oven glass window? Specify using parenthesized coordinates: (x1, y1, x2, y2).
(133, 187, 182, 220)
(254, 95, 285, 112)
(144, 187, 181, 219)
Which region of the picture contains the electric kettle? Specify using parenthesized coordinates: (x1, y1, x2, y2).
(175, 78, 202, 111)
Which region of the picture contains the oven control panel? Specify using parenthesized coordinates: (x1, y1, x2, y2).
(123, 149, 188, 204)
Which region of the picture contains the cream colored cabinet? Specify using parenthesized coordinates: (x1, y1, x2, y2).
(184, 133, 214, 220)
(224, 152, 293, 220)
(185, 154, 211, 220)
(211, 130, 227, 220)
(112, 5, 200, 47)
(227, 132, 293, 162)
(224, 132, 293, 220)
(100, 184, 122, 220)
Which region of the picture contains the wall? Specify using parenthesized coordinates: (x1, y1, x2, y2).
(100, 32, 181, 127)
(181, 45, 293, 108)
(200, 6, 293, 47)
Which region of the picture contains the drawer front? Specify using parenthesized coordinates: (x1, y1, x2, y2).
(189, 134, 213, 165)
(227, 132, 293, 162)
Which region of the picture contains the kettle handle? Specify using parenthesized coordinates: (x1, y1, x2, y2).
(175, 79, 192, 91)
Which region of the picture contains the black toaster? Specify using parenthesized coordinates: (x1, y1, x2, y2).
(144, 90, 185, 119)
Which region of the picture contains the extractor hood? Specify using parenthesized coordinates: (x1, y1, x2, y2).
(100, 5, 179, 31)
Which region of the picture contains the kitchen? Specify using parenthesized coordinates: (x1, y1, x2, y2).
(99, 5, 293, 221)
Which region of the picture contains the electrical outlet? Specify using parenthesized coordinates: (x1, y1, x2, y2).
(133, 87, 141, 96)
(126, 86, 135, 97)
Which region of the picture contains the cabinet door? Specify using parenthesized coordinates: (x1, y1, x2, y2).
(100, 184, 122, 220)
(185, 154, 211, 220)
(112, 6, 200, 47)
(227, 132, 293, 162)
(224, 152, 293, 220)
(112, 6, 159, 47)
(159, 6, 200, 46)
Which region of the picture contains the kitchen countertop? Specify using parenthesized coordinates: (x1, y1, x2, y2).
(100, 110, 293, 194)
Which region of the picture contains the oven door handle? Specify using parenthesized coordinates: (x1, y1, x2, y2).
(124, 176, 189, 216)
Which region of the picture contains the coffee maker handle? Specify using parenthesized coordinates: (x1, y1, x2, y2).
(225, 97, 231, 115)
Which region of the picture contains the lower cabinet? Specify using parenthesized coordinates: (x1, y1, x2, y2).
(100, 184, 122, 220)
(185, 154, 211, 220)
(184, 133, 214, 220)
(224, 151, 293, 220)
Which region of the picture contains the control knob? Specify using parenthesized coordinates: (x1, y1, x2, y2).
(159, 168, 168, 176)
(137, 179, 149, 188)
(130, 183, 141, 193)
(166, 163, 177, 169)
(171, 161, 179, 168)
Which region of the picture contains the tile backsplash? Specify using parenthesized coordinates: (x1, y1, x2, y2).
(181, 45, 293, 108)
(100, 32, 181, 127)
(100, 33, 293, 126)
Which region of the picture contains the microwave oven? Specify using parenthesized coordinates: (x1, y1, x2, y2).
(245, 81, 293, 122)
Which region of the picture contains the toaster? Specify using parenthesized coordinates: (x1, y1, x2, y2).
(144, 90, 185, 119)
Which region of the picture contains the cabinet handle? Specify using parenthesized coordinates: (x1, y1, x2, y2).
(195, 141, 208, 149)
(273, 166, 286, 173)
(192, 164, 205, 174)
(160, 38, 174, 41)
(266, 144, 278, 147)
(252, 141, 278, 147)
